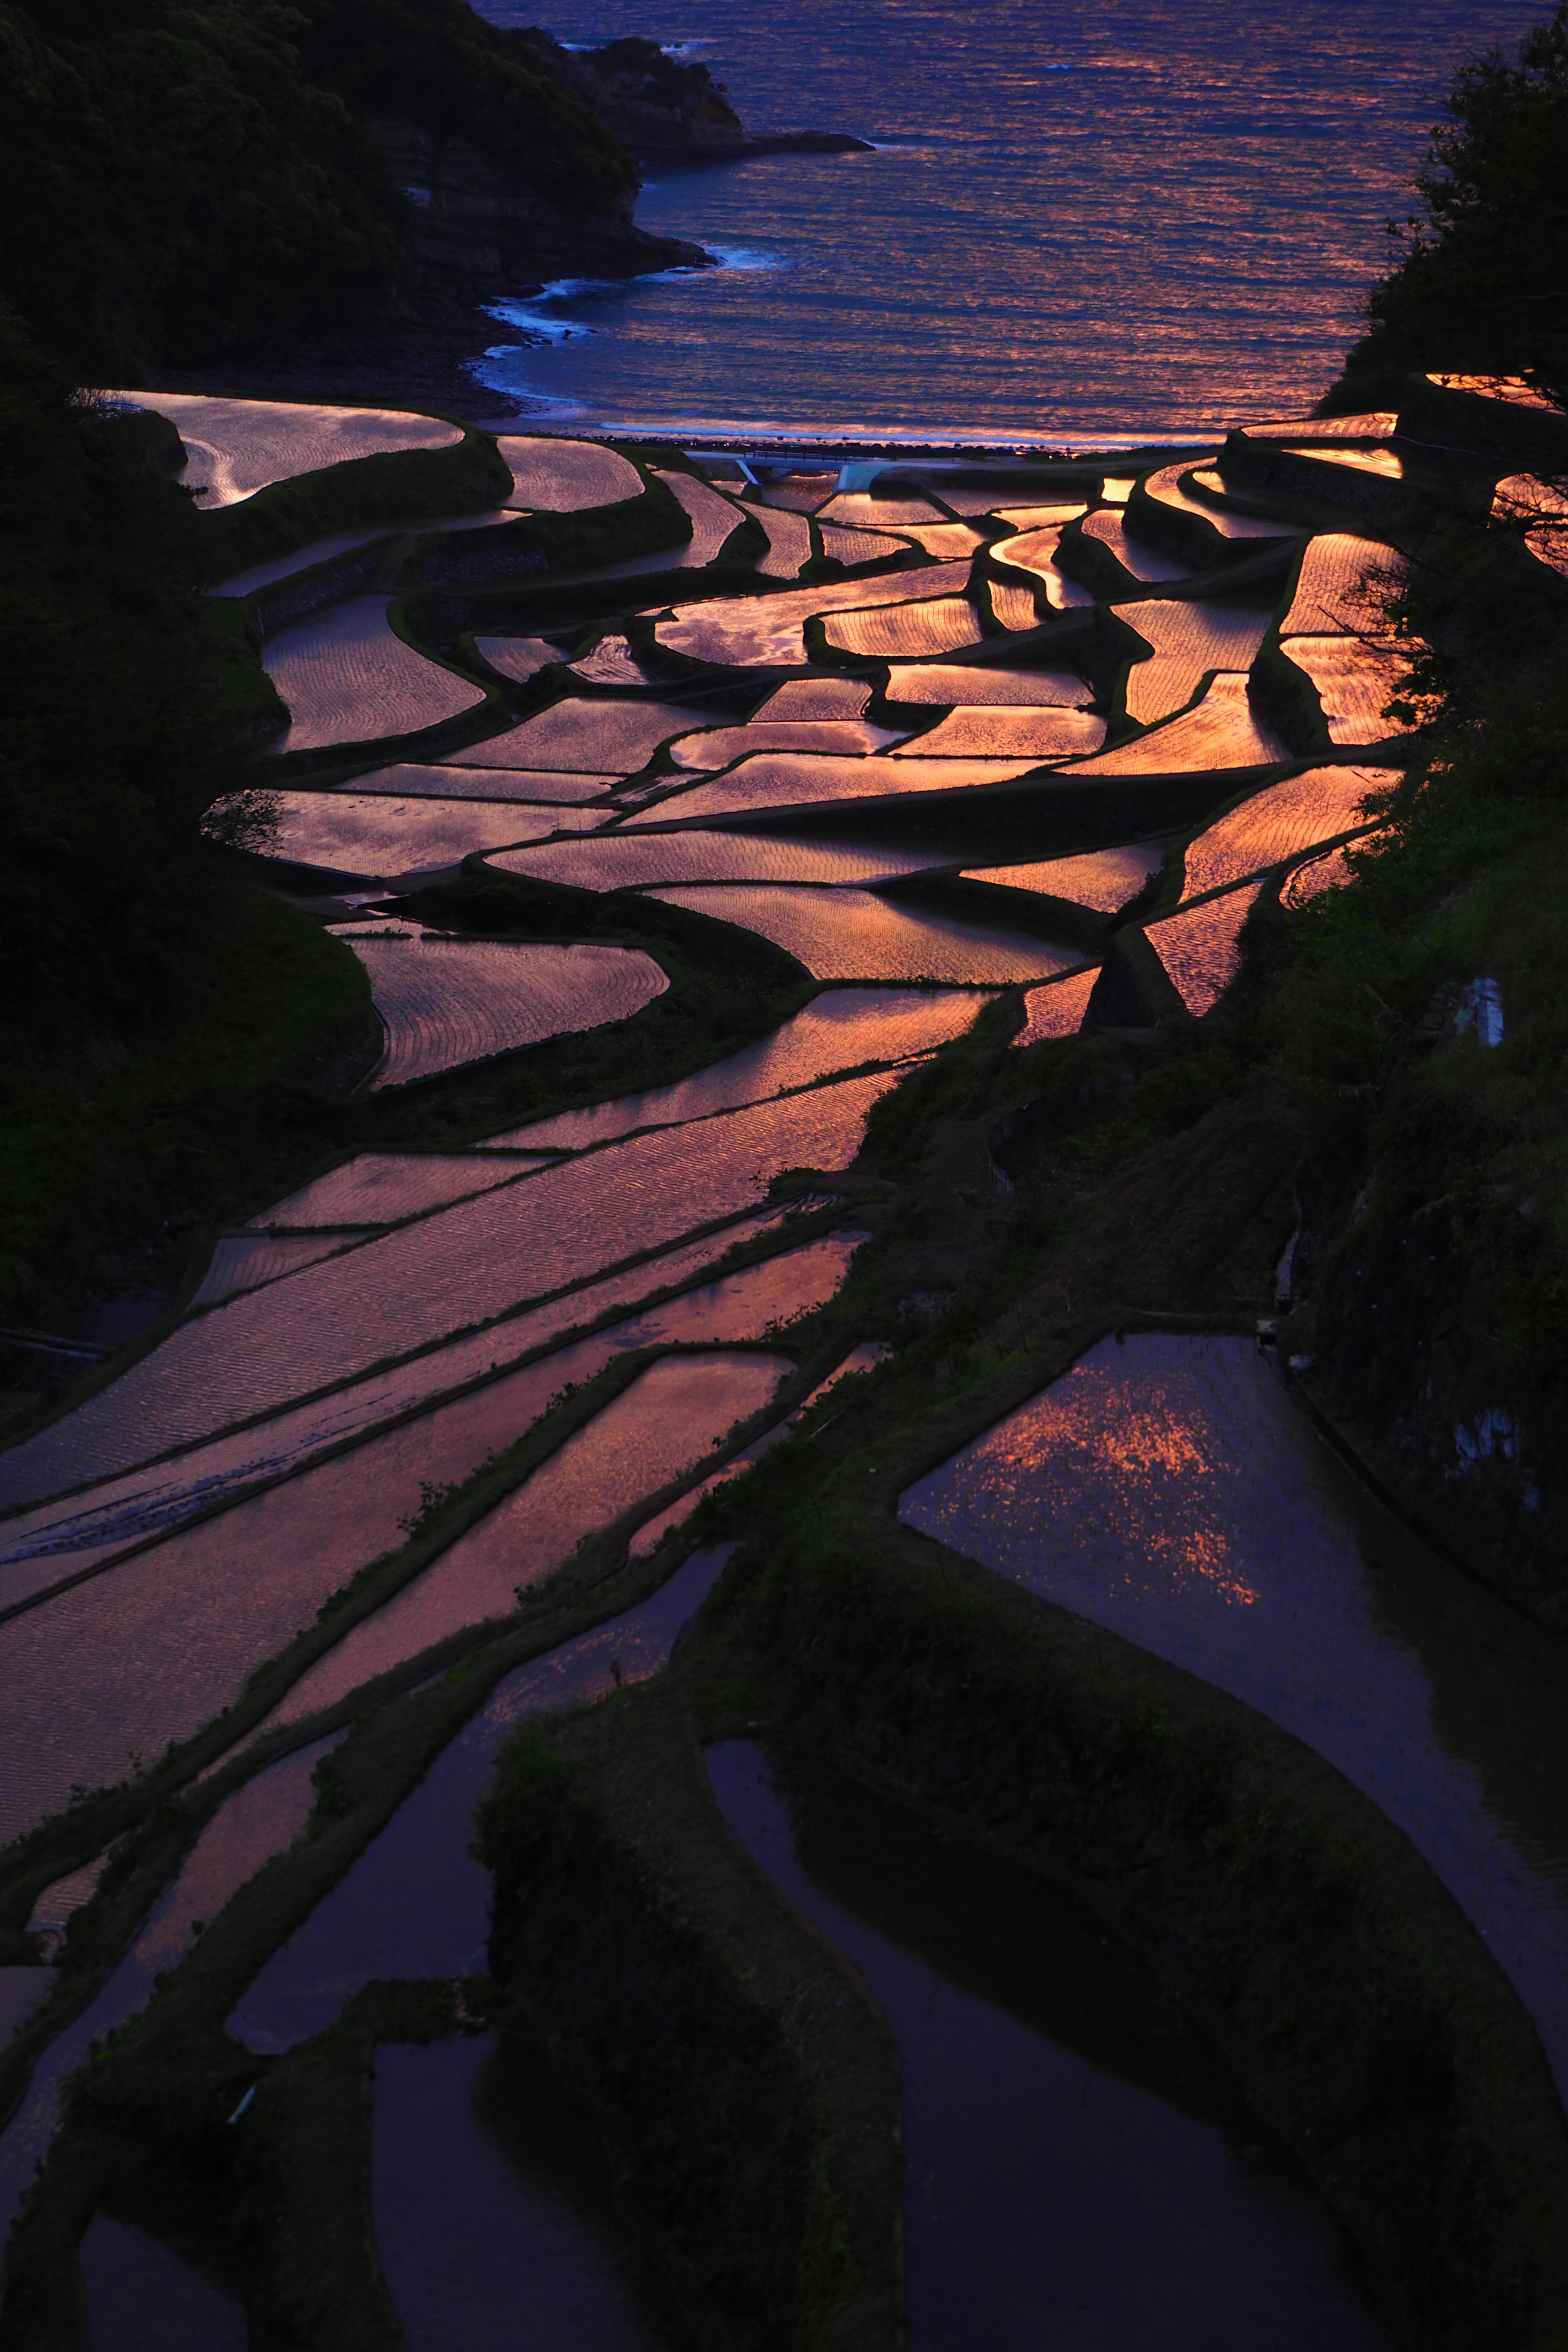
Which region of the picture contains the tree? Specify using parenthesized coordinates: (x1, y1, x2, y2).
(1329, 4, 1568, 408)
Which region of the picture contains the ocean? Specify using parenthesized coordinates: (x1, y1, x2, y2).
(468, 0, 1552, 445)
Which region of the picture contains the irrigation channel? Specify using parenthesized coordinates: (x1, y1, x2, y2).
(2, 389, 1566, 2344)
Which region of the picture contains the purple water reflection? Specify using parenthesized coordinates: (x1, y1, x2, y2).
(706, 1740, 1382, 2351)
(374, 2038, 657, 2351)
(899, 1334, 1568, 2104)
(228, 1547, 733, 2055)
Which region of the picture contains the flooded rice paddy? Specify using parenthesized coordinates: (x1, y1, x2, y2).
(1117, 599, 1279, 727)
(256, 1151, 557, 1229)
(332, 926, 667, 1090)
(262, 598, 486, 751)
(707, 1741, 1384, 2350)
(187, 1231, 377, 1309)
(0, 1212, 811, 1611)
(646, 886, 1074, 984)
(116, 392, 462, 504)
(79, 2215, 248, 2352)
(490, 828, 938, 892)
(1279, 637, 1414, 744)
(1073, 672, 1287, 774)
(1181, 767, 1383, 898)
(648, 749, 1040, 823)
(1146, 884, 1265, 1014)
(0, 1735, 338, 2236)
(965, 844, 1160, 910)
(263, 1351, 789, 1722)
(497, 435, 641, 511)
(486, 988, 987, 1147)
(0, 1076, 891, 1506)
(5, 396, 1550, 2335)
(441, 697, 712, 773)
(1280, 535, 1408, 636)
(900, 1334, 1568, 2102)
(373, 2037, 666, 2352)
(265, 791, 557, 876)
(0, 1245, 855, 1841)
(229, 1548, 732, 2052)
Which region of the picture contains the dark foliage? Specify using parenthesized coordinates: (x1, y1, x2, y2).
(0, 0, 633, 379)
(1331, 3, 1568, 403)
(0, 309, 253, 1037)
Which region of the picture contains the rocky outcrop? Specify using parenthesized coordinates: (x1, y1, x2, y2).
(366, 117, 711, 291)
(520, 33, 873, 161)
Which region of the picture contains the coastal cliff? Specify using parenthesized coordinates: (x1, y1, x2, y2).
(520, 31, 874, 161)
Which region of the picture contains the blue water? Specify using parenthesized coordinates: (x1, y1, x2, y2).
(469, 0, 1552, 442)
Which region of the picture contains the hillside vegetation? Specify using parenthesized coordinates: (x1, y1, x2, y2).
(0, 0, 633, 379)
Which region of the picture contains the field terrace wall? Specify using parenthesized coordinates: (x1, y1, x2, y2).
(720, 1514, 1568, 2351)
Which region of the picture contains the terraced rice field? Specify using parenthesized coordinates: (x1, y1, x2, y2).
(488, 989, 988, 1149)
(822, 595, 983, 658)
(382, 763, 618, 803)
(746, 504, 813, 577)
(884, 662, 1091, 706)
(1279, 637, 1414, 743)
(1015, 965, 1100, 1042)
(265, 793, 558, 877)
(818, 492, 945, 528)
(1241, 413, 1399, 442)
(259, 1352, 793, 1722)
(991, 503, 1089, 528)
(1071, 673, 1286, 774)
(965, 843, 1161, 910)
(646, 886, 1074, 984)
(756, 472, 837, 512)
(473, 635, 559, 684)
(1280, 534, 1407, 635)
(1492, 474, 1568, 577)
(895, 522, 987, 558)
(1116, 598, 1278, 726)
(231, 1549, 733, 2056)
(257, 1154, 555, 1230)
(116, 393, 463, 504)
(1146, 882, 1265, 1013)
(666, 716, 906, 767)
(0, 1249, 851, 1840)
(987, 579, 1047, 629)
(0, 1214, 803, 1576)
(335, 926, 668, 1090)
(817, 523, 914, 565)
(753, 677, 871, 718)
(1181, 766, 1383, 897)
(440, 698, 711, 774)
(0, 1080, 896, 1502)
(497, 435, 643, 511)
(990, 526, 1096, 608)
(189, 1234, 373, 1309)
(262, 598, 486, 751)
(1080, 510, 1191, 582)
(898, 1330, 1568, 2105)
(1285, 840, 1361, 904)
(647, 749, 1039, 822)
(655, 563, 973, 667)
(570, 635, 659, 687)
(654, 469, 744, 566)
(1138, 463, 1293, 541)
(890, 706, 1105, 759)
(488, 831, 937, 893)
(1285, 445, 1404, 480)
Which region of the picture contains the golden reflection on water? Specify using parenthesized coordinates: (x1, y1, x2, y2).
(937, 1363, 1259, 1609)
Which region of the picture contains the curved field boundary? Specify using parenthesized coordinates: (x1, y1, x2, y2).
(190, 423, 512, 587)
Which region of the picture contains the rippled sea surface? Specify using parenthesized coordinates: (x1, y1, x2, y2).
(470, 0, 1551, 441)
